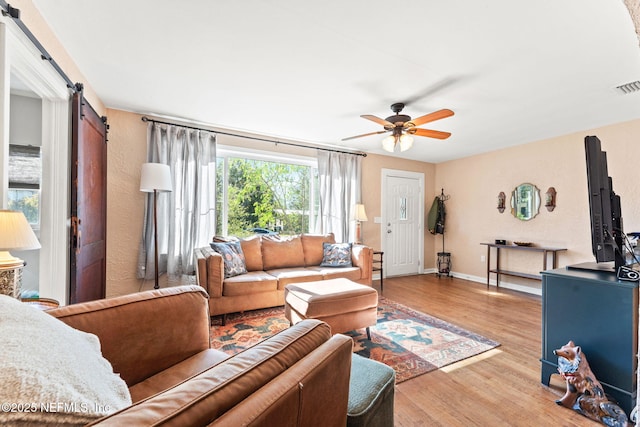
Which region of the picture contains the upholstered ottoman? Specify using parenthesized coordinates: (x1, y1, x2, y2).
(348, 354, 395, 427)
(284, 278, 378, 337)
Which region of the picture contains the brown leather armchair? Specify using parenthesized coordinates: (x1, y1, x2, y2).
(48, 285, 353, 426)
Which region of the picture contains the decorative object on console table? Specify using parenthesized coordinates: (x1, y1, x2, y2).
(353, 203, 368, 244)
(0, 210, 41, 298)
(497, 191, 506, 213)
(140, 163, 173, 289)
(545, 187, 557, 212)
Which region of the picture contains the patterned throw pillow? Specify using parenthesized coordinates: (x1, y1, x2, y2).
(210, 241, 248, 278)
(319, 242, 353, 267)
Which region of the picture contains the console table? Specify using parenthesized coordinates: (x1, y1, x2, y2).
(480, 243, 566, 289)
(540, 267, 638, 417)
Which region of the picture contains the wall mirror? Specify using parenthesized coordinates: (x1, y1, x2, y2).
(511, 183, 540, 221)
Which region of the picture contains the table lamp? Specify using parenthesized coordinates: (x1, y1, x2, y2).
(140, 163, 172, 289)
(354, 203, 368, 244)
(0, 210, 41, 298)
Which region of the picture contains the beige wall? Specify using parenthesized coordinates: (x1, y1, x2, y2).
(435, 118, 640, 293)
(105, 109, 147, 296)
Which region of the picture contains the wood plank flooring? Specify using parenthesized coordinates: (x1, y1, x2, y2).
(375, 274, 600, 426)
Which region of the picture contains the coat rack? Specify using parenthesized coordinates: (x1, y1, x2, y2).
(436, 189, 451, 278)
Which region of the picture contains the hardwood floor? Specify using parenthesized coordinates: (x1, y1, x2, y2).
(376, 274, 599, 426)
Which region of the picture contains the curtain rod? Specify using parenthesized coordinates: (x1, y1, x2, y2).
(1, 2, 78, 92)
(141, 116, 367, 157)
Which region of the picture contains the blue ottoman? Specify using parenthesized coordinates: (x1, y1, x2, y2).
(347, 354, 395, 427)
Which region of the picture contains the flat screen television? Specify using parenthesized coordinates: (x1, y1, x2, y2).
(584, 135, 625, 271)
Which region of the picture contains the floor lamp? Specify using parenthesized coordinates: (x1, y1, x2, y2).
(140, 163, 172, 289)
(0, 210, 41, 298)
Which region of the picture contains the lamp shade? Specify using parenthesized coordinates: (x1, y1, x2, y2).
(0, 210, 41, 251)
(140, 163, 172, 192)
(381, 135, 396, 153)
(354, 204, 368, 222)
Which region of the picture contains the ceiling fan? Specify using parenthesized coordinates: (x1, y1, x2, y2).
(342, 102, 454, 152)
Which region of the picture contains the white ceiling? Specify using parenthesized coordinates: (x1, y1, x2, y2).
(31, 0, 640, 163)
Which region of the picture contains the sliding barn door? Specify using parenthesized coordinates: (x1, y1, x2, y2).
(69, 89, 108, 303)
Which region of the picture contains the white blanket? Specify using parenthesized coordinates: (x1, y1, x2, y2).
(0, 295, 131, 426)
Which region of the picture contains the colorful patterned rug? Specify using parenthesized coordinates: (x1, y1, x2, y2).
(210, 296, 500, 383)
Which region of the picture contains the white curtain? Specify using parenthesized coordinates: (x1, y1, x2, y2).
(315, 151, 362, 243)
(137, 122, 216, 279)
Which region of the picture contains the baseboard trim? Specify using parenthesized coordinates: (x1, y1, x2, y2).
(449, 271, 542, 296)
(384, 269, 542, 296)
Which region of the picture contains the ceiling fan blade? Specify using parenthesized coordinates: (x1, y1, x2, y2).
(408, 128, 451, 140)
(404, 109, 454, 128)
(361, 114, 394, 127)
(342, 130, 389, 141)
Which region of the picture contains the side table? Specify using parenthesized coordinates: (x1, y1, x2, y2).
(20, 297, 60, 311)
(372, 251, 384, 294)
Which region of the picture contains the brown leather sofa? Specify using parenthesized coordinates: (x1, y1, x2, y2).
(195, 233, 373, 322)
(47, 285, 353, 426)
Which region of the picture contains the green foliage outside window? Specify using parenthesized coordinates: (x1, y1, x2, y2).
(8, 190, 40, 224)
(217, 156, 315, 237)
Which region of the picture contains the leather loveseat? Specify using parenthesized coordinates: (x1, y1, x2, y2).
(195, 233, 373, 323)
(47, 285, 353, 426)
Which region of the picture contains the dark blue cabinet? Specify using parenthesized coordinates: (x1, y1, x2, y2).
(541, 267, 638, 416)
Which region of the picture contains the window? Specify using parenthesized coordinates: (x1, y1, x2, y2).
(8, 144, 41, 226)
(216, 147, 318, 237)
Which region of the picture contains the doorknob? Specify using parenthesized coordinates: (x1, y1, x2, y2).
(387, 229, 392, 234)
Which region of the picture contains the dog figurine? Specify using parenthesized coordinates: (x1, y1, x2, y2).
(554, 340, 629, 426)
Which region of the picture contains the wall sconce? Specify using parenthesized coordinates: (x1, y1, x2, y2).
(497, 192, 506, 213)
(545, 187, 556, 212)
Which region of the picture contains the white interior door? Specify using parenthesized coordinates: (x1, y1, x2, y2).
(382, 169, 424, 277)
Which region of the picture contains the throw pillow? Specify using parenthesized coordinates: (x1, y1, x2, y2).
(210, 241, 248, 278)
(320, 242, 353, 267)
(0, 295, 132, 426)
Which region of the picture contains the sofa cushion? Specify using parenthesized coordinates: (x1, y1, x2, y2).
(301, 233, 336, 266)
(309, 266, 362, 282)
(129, 349, 230, 403)
(262, 235, 305, 270)
(223, 271, 278, 296)
(266, 268, 324, 288)
(240, 235, 263, 271)
(211, 241, 247, 278)
(0, 295, 131, 426)
(320, 242, 353, 267)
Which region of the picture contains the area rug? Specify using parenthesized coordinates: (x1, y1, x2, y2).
(210, 297, 500, 383)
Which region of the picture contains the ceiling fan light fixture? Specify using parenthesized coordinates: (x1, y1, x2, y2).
(382, 135, 396, 152)
(399, 134, 414, 152)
